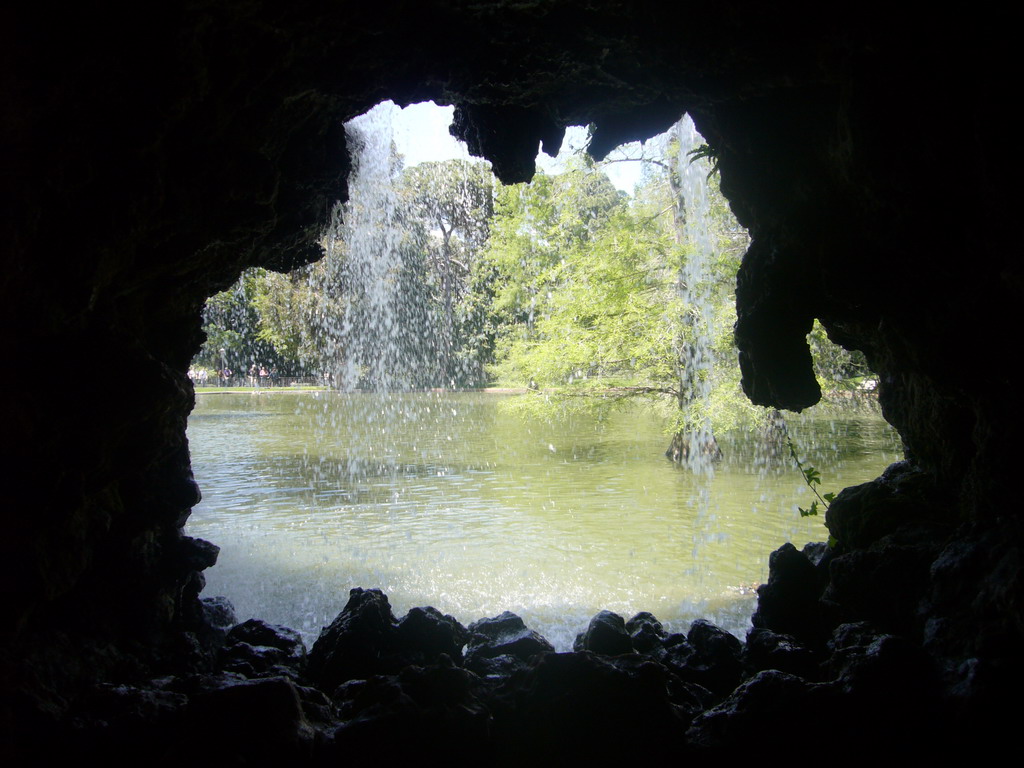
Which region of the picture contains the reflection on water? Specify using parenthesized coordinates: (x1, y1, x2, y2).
(186, 392, 901, 650)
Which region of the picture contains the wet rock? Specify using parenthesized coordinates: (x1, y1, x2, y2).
(630, 624, 669, 655)
(689, 619, 742, 655)
(220, 641, 295, 680)
(307, 588, 400, 691)
(330, 663, 491, 759)
(573, 610, 633, 655)
(395, 606, 470, 665)
(826, 623, 935, 693)
(824, 535, 940, 637)
(828, 620, 883, 653)
(165, 626, 215, 673)
(656, 620, 746, 699)
(187, 675, 318, 762)
(825, 461, 949, 551)
(824, 628, 946, 752)
(227, 619, 307, 665)
(744, 627, 818, 679)
(397, 657, 482, 709)
(294, 683, 336, 724)
(176, 536, 220, 571)
(663, 631, 690, 648)
(627, 611, 668, 653)
(921, 518, 1024, 743)
(463, 653, 532, 680)
(678, 619, 744, 696)
(656, 634, 694, 666)
(801, 540, 832, 568)
(201, 595, 237, 631)
(65, 681, 190, 760)
(157, 670, 248, 697)
(751, 541, 831, 645)
(220, 619, 307, 680)
(451, 102, 563, 184)
(687, 669, 832, 753)
(665, 673, 717, 717)
(308, 589, 475, 692)
(496, 651, 687, 762)
(626, 611, 664, 635)
(70, 681, 188, 732)
(464, 611, 554, 675)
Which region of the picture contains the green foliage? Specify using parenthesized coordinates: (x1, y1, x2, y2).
(195, 118, 879, 475)
(687, 143, 720, 178)
(476, 146, 760, 453)
(196, 269, 299, 374)
(198, 158, 494, 386)
(400, 159, 495, 385)
(785, 433, 837, 520)
(807, 320, 873, 397)
(491, 210, 673, 387)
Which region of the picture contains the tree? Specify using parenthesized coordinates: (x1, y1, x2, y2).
(486, 184, 678, 401)
(197, 157, 495, 388)
(195, 269, 302, 377)
(195, 120, 871, 449)
(478, 143, 756, 463)
(401, 159, 494, 386)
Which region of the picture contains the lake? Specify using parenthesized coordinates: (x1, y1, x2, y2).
(185, 391, 901, 649)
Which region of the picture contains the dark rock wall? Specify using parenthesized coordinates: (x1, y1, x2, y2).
(2, 0, 1018, 745)
(3, 2, 356, 729)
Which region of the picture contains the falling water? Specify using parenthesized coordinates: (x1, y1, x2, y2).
(323, 102, 491, 392)
(328, 102, 413, 392)
(672, 114, 720, 475)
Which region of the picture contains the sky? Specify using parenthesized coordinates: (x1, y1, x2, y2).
(387, 101, 644, 194)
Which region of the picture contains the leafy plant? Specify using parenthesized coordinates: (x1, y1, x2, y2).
(786, 436, 836, 517)
(783, 430, 839, 547)
(687, 143, 720, 179)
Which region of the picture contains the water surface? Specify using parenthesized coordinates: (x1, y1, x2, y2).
(186, 391, 900, 649)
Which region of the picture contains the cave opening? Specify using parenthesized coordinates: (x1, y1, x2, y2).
(5, 5, 1017, 758)
(185, 100, 901, 652)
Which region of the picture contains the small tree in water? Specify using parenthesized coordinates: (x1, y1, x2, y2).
(479, 119, 753, 466)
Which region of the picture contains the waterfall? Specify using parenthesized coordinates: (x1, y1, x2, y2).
(327, 102, 431, 392)
(670, 114, 720, 475)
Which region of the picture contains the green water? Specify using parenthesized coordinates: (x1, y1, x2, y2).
(185, 391, 901, 649)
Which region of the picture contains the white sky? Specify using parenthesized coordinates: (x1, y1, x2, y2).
(389, 101, 643, 194)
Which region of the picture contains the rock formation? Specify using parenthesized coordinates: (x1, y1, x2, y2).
(2, 1, 1018, 760)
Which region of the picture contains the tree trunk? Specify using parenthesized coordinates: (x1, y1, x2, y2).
(665, 431, 722, 463)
